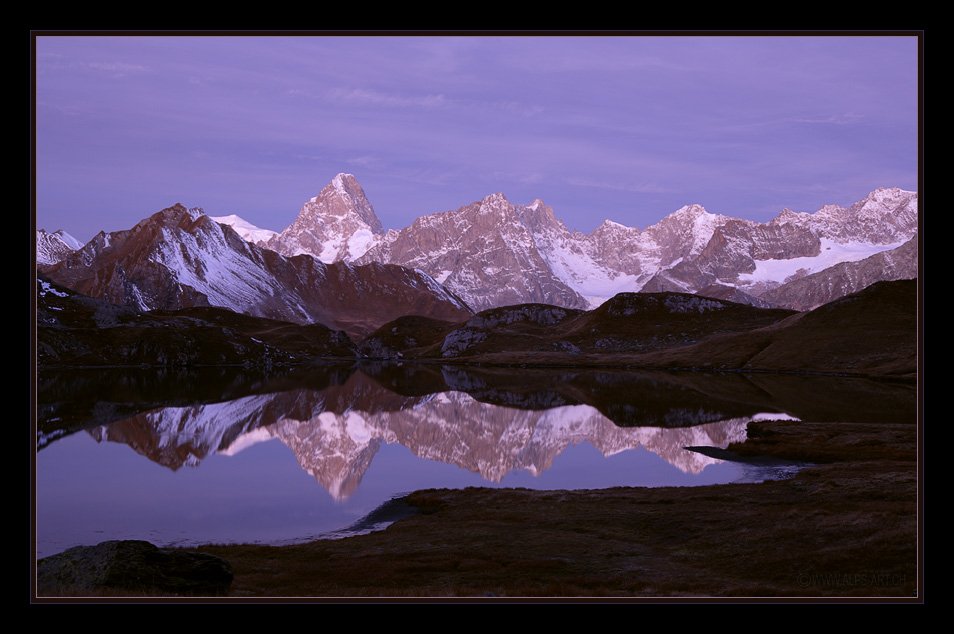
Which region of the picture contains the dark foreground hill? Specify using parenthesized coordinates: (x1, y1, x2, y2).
(37, 277, 355, 367)
(360, 294, 796, 359)
(360, 279, 916, 377)
(637, 279, 916, 377)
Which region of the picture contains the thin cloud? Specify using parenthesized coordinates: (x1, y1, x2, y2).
(346, 156, 380, 168)
(83, 62, 148, 76)
(723, 112, 865, 132)
(790, 112, 864, 125)
(568, 177, 671, 194)
(327, 87, 447, 109)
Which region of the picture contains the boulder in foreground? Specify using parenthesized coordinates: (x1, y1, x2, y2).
(37, 540, 233, 596)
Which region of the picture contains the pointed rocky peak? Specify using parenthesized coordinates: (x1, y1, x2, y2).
(302, 173, 383, 233)
(478, 191, 512, 209)
(773, 207, 809, 223)
(137, 203, 195, 226)
(864, 187, 916, 203)
(790, 188, 919, 244)
(517, 197, 565, 234)
(650, 203, 721, 234)
(647, 203, 728, 257)
(851, 187, 918, 216)
(595, 218, 638, 233)
(469, 192, 524, 227)
(267, 173, 384, 262)
(667, 203, 712, 220)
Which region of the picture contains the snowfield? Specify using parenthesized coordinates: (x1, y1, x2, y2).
(737, 239, 907, 286)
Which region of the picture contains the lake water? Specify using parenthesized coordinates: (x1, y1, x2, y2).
(35, 365, 915, 558)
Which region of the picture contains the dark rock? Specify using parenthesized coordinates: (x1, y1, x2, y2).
(37, 540, 233, 596)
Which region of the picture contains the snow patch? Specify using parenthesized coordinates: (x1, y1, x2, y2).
(54, 230, 83, 250)
(346, 228, 377, 259)
(737, 239, 906, 285)
(38, 280, 68, 298)
(129, 284, 150, 311)
(211, 215, 279, 243)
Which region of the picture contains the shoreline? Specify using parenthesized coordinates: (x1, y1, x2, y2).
(39, 358, 916, 382)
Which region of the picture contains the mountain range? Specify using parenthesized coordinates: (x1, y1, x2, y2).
(250, 174, 918, 311)
(36, 174, 918, 327)
(39, 204, 469, 336)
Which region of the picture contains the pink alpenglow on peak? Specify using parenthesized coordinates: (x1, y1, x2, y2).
(267, 173, 384, 263)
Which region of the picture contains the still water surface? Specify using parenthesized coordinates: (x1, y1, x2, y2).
(36, 365, 913, 557)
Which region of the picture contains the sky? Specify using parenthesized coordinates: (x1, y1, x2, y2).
(36, 36, 918, 242)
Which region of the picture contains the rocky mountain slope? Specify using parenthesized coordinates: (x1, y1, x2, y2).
(359, 194, 591, 311)
(39, 204, 471, 336)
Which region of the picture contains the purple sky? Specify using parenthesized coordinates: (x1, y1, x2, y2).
(36, 36, 917, 242)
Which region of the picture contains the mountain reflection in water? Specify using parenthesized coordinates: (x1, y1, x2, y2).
(87, 384, 755, 500)
(37, 365, 914, 556)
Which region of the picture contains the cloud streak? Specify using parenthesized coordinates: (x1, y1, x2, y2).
(327, 87, 447, 109)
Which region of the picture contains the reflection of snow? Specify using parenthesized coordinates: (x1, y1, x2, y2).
(92, 386, 799, 502)
(750, 412, 800, 422)
(218, 427, 275, 456)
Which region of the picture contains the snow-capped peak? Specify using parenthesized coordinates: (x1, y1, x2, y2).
(52, 230, 83, 250)
(37, 228, 84, 265)
(482, 192, 510, 204)
(211, 214, 279, 244)
(266, 174, 384, 263)
(670, 203, 712, 218)
(854, 187, 917, 215)
(332, 172, 356, 197)
(646, 203, 728, 257)
(866, 186, 915, 200)
(597, 219, 632, 231)
(773, 207, 808, 223)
